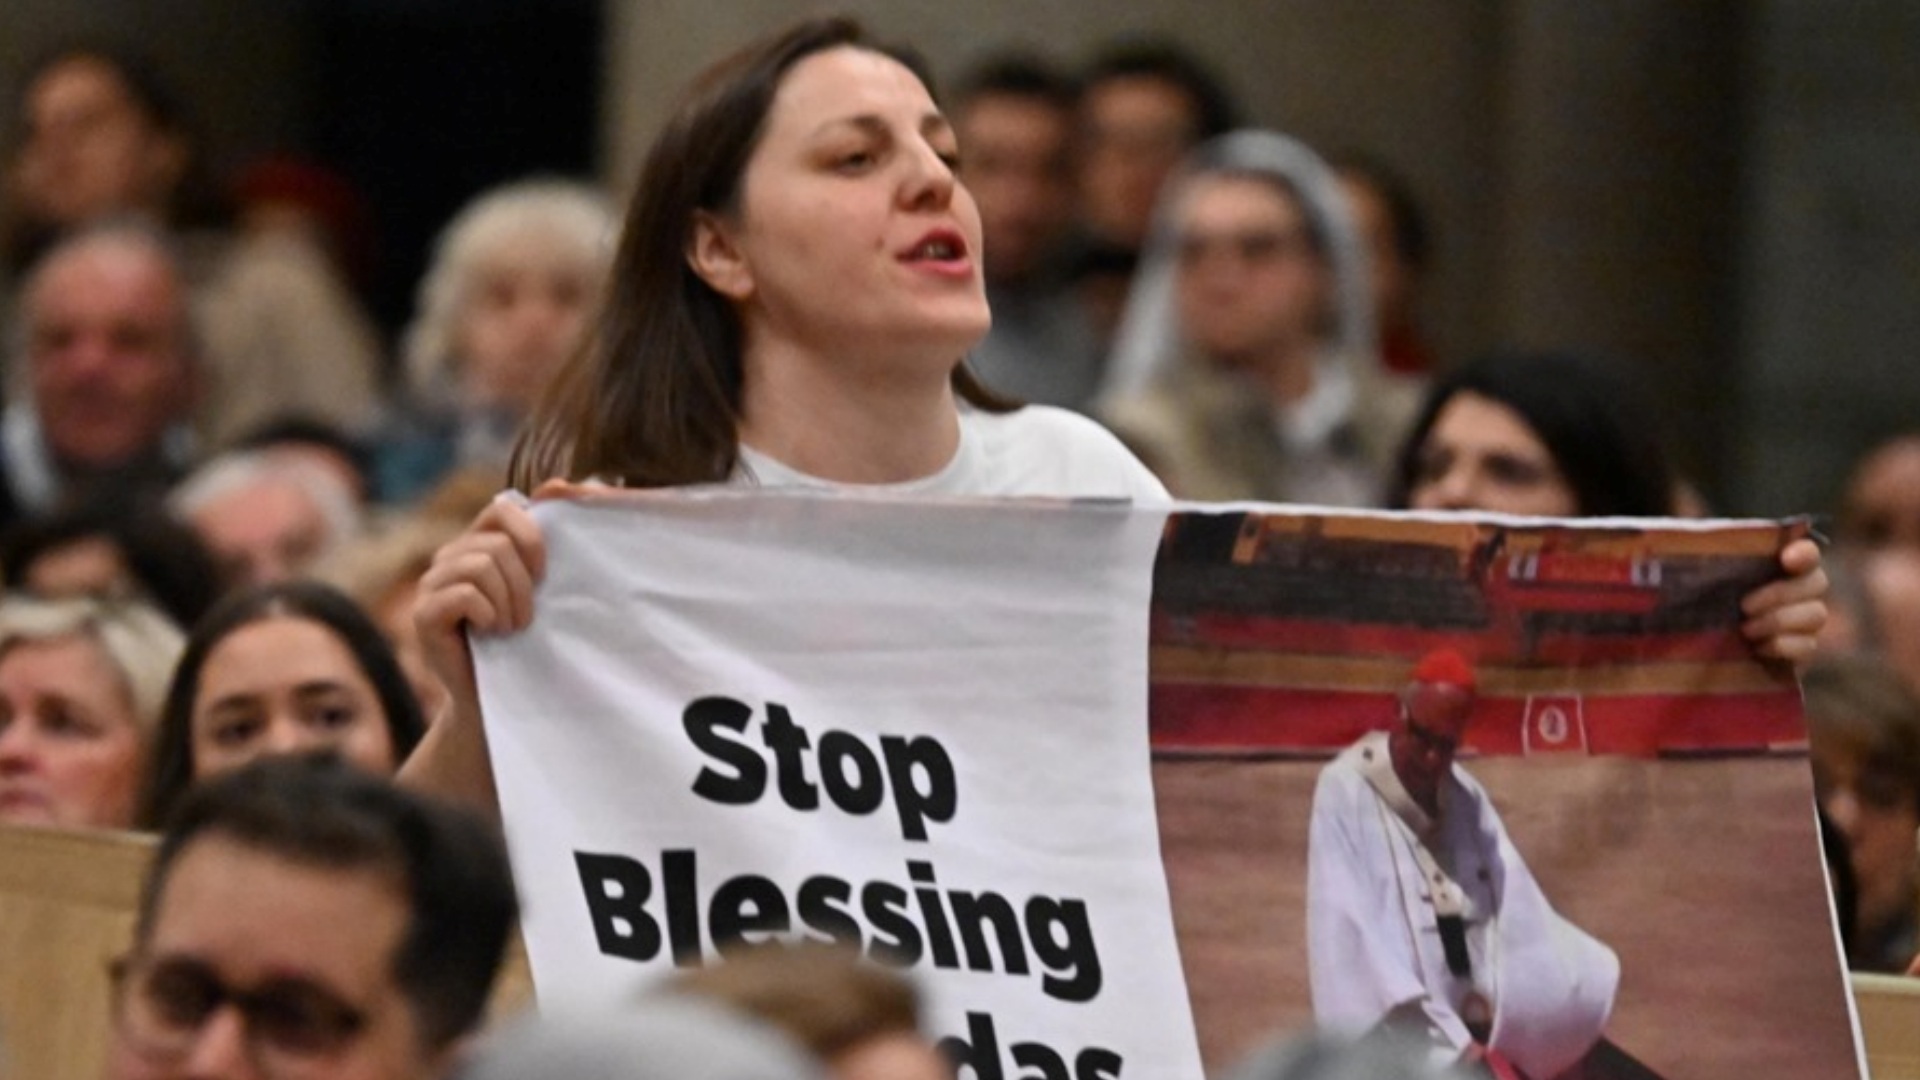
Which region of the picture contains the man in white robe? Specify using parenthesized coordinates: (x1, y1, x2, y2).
(1307, 649, 1619, 1079)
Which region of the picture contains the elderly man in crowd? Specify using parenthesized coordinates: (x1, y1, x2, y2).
(1, 222, 198, 528)
(170, 448, 363, 589)
(1307, 649, 1618, 1079)
(104, 754, 517, 1080)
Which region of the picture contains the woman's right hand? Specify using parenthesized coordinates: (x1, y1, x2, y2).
(415, 493, 548, 720)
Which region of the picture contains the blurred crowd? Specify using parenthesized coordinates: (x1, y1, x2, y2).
(0, 25, 1910, 1080)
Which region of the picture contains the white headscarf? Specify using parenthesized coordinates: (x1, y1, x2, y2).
(1096, 129, 1380, 409)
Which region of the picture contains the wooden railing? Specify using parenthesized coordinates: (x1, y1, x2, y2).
(1855, 973, 1920, 1079)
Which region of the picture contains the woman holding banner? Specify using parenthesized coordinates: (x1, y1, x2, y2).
(401, 16, 1164, 808)
(399, 16, 1827, 812)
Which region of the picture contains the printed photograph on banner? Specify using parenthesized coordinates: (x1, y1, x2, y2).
(1145, 509, 1857, 1079)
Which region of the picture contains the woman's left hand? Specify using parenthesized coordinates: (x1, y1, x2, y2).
(1740, 537, 1828, 666)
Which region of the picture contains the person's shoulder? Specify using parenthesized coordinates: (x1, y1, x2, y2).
(969, 403, 1121, 448)
(1314, 739, 1372, 797)
(963, 405, 1169, 501)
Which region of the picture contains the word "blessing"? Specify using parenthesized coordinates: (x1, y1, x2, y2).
(576, 850, 1103, 1003)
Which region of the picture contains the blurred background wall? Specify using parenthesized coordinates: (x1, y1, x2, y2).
(2, 0, 1914, 516)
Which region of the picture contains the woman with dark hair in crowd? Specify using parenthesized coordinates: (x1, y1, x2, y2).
(1384, 350, 1825, 657)
(1386, 350, 1675, 518)
(139, 580, 426, 827)
(0, 496, 224, 628)
(402, 15, 1164, 809)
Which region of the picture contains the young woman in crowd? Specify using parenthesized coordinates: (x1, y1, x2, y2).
(138, 580, 426, 827)
(401, 19, 1824, 813)
(378, 178, 618, 501)
(0, 596, 183, 830)
(1387, 350, 1673, 518)
(1385, 350, 1826, 652)
(401, 16, 1162, 809)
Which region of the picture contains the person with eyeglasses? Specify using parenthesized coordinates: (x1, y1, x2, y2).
(1305, 649, 1618, 1079)
(105, 753, 517, 1080)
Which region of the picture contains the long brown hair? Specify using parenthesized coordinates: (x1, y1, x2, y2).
(511, 15, 1012, 491)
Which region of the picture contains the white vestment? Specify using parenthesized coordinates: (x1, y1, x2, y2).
(1307, 731, 1619, 1078)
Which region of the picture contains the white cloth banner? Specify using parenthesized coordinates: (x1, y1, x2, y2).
(475, 489, 1203, 1079)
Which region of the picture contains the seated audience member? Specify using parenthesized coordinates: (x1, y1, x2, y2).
(1099, 131, 1418, 505)
(1384, 350, 1826, 663)
(950, 52, 1101, 410)
(1803, 654, 1920, 973)
(139, 581, 427, 828)
(2, 44, 221, 276)
(1, 222, 199, 529)
(0, 595, 183, 830)
(0, 497, 223, 629)
(1073, 37, 1239, 261)
(379, 178, 615, 503)
(233, 414, 377, 507)
(1070, 38, 1239, 344)
(105, 754, 517, 1080)
(1386, 350, 1675, 518)
(1329, 151, 1436, 377)
(666, 943, 951, 1080)
(4, 43, 381, 445)
(1837, 433, 1920, 551)
(466, 999, 826, 1080)
(170, 448, 362, 588)
(318, 512, 469, 720)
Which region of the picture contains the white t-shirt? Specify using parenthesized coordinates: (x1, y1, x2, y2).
(735, 405, 1169, 502)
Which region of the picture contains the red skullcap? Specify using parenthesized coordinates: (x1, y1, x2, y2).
(1410, 648, 1477, 693)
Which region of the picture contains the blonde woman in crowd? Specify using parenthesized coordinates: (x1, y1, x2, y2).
(377, 178, 617, 502)
(0, 595, 183, 830)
